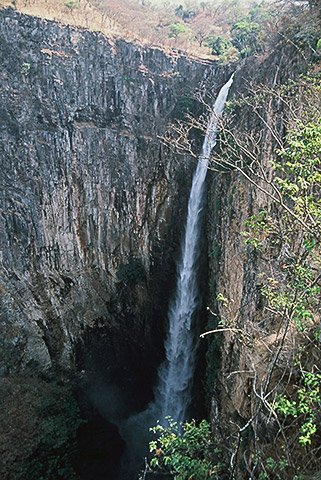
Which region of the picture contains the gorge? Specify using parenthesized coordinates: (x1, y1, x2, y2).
(117, 75, 234, 479)
(0, 7, 227, 479)
(1, 3, 321, 480)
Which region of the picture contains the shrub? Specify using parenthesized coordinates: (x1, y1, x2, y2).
(20, 62, 31, 75)
(172, 95, 196, 120)
(64, 1, 80, 9)
(169, 23, 188, 38)
(116, 258, 146, 286)
(149, 417, 224, 479)
(15, 371, 84, 480)
(204, 35, 232, 56)
(218, 46, 240, 66)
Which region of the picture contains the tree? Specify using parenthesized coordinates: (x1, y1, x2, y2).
(231, 20, 262, 58)
(169, 22, 188, 38)
(204, 34, 232, 55)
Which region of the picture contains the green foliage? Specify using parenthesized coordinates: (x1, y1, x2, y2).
(260, 261, 320, 332)
(240, 231, 262, 250)
(274, 370, 321, 445)
(116, 257, 146, 286)
(274, 120, 321, 232)
(241, 119, 321, 254)
(19, 372, 84, 480)
(120, 76, 135, 86)
(149, 417, 223, 479)
(172, 95, 195, 120)
(20, 62, 31, 75)
(64, 1, 80, 9)
(231, 20, 262, 58)
(255, 454, 289, 480)
(203, 34, 240, 64)
(36, 395, 82, 447)
(243, 116, 321, 473)
(208, 240, 221, 262)
(241, 209, 274, 250)
(169, 23, 188, 38)
(218, 46, 240, 66)
(245, 210, 270, 233)
(213, 78, 321, 476)
(216, 292, 229, 308)
(204, 34, 232, 55)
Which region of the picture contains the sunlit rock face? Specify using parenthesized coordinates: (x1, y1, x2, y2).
(0, 8, 217, 379)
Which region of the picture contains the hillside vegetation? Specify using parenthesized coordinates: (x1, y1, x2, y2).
(1, 0, 320, 62)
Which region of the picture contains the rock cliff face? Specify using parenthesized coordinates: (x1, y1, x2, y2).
(205, 48, 321, 477)
(5, 7, 316, 480)
(0, 9, 217, 381)
(0, 11, 228, 477)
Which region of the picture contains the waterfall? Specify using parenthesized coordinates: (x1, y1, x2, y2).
(154, 74, 234, 425)
(117, 75, 234, 479)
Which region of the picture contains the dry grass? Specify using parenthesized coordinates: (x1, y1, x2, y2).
(0, 0, 216, 59)
(0, 0, 121, 34)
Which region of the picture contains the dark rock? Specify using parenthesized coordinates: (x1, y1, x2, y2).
(0, 8, 221, 374)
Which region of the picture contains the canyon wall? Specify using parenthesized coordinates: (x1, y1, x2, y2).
(2, 6, 318, 479)
(0, 10, 228, 477)
(0, 8, 218, 379)
(205, 45, 321, 478)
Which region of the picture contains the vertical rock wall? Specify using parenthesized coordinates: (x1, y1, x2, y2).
(206, 48, 316, 477)
(0, 9, 214, 375)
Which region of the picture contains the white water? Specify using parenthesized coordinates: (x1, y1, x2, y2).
(154, 74, 234, 425)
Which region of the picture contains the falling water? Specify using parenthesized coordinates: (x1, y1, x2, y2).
(154, 74, 234, 425)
